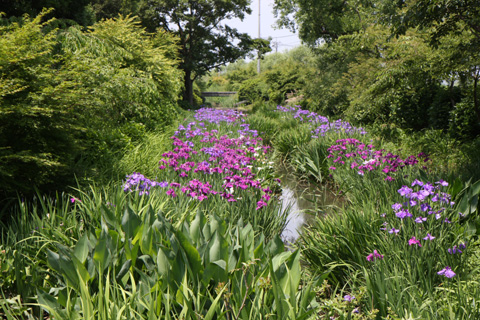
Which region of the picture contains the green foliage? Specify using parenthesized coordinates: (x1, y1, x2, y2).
(0, 10, 80, 197)
(291, 139, 329, 184)
(0, 12, 182, 198)
(448, 99, 480, 140)
(205, 46, 315, 107)
(238, 78, 269, 103)
(272, 0, 480, 139)
(247, 103, 480, 318)
(273, 0, 372, 44)
(0, 183, 317, 319)
(135, 0, 268, 105)
(0, 0, 95, 26)
(273, 124, 313, 159)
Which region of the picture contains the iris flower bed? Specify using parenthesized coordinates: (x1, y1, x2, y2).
(275, 105, 367, 137)
(327, 138, 431, 181)
(122, 108, 286, 237)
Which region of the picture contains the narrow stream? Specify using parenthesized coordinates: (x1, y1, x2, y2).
(278, 165, 342, 243)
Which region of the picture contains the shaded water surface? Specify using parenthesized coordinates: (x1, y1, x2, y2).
(278, 166, 341, 243)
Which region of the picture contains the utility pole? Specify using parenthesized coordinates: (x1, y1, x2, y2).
(257, 0, 261, 74)
(272, 40, 279, 53)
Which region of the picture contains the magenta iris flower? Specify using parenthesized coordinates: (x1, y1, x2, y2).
(166, 189, 177, 197)
(437, 266, 456, 278)
(366, 250, 384, 261)
(256, 200, 267, 210)
(408, 237, 422, 247)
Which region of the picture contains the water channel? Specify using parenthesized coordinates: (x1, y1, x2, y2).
(277, 165, 343, 244)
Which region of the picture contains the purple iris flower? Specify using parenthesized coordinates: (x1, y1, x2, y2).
(411, 179, 424, 187)
(436, 180, 449, 187)
(388, 228, 400, 234)
(420, 203, 431, 212)
(398, 186, 413, 197)
(391, 203, 402, 211)
(437, 266, 456, 278)
(396, 209, 412, 219)
(415, 216, 427, 223)
(423, 234, 435, 240)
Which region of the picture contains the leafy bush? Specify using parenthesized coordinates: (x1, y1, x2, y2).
(0, 12, 182, 199)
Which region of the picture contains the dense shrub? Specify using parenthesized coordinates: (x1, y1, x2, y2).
(0, 11, 182, 199)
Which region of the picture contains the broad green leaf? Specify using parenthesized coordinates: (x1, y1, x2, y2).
(93, 234, 112, 275)
(122, 206, 142, 239)
(471, 179, 480, 196)
(208, 232, 228, 263)
(211, 259, 227, 270)
(138, 255, 156, 271)
(174, 228, 203, 278)
(47, 248, 79, 289)
(141, 225, 155, 256)
(254, 236, 265, 259)
(102, 203, 118, 228)
(71, 254, 91, 284)
(37, 289, 66, 319)
(115, 259, 132, 281)
(266, 235, 285, 256)
(157, 247, 171, 277)
(190, 209, 205, 244)
(73, 234, 91, 264)
(269, 261, 285, 317)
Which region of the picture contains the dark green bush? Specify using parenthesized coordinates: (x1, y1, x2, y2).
(0, 12, 182, 199)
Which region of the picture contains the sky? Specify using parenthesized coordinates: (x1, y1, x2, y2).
(226, 0, 302, 53)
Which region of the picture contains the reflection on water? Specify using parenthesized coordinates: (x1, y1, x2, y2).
(278, 165, 341, 243)
(280, 187, 305, 242)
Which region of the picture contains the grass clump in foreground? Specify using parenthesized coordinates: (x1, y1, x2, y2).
(247, 103, 480, 319)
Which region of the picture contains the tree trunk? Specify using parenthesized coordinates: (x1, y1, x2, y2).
(183, 69, 194, 106)
(449, 79, 456, 109)
(474, 73, 479, 123)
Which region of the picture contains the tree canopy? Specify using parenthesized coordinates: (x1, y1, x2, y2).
(271, 0, 480, 137)
(138, 0, 269, 105)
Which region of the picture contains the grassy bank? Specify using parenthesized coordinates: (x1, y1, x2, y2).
(247, 104, 480, 319)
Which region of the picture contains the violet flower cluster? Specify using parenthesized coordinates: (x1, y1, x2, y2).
(327, 138, 430, 181)
(275, 105, 367, 137)
(123, 172, 168, 195)
(379, 179, 466, 278)
(194, 108, 244, 124)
